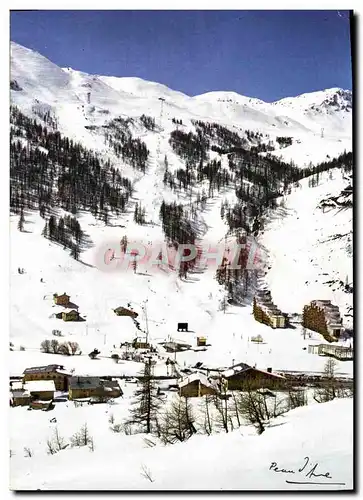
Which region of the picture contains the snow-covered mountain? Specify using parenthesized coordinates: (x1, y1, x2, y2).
(10, 41, 352, 166)
(9, 41, 353, 490)
(9, 38, 353, 368)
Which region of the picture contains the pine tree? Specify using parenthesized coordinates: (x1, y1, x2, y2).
(17, 208, 25, 232)
(42, 221, 48, 238)
(57, 217, 65, 245)
(103, 207, 109, 226)
(48, 215, 57, 240)
(134, 203, 139, 223)
(70, 243, 80, 261)
(127, 358, 162, 434)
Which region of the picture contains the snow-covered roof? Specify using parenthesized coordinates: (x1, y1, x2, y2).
(69, 376, 120, 391)
(23, 364, 69, 375)
(222, 364, 250, 378)
(25, 380, 56, 392)
(10, 381, 24, 390)
(222, 364, 285, 380)
(178, 372, 218, 390)
(11, 388, 30, 398)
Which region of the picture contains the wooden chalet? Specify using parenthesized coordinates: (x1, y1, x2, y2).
(303, 300, 344, 341)
(23, 364, 71, 391)
(178, 372, 220, 397)
(222, 363, 286, 390)
(53, 292, 70, 307)
(113, 306, 138, 318)
(68, 376, 122, 400)
(253, 290, 286, 329)
(55, 309, 81, 322)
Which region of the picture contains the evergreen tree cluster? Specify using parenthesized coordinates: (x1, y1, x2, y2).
(160, 201, 198, 245)
(42, 214, 83, 260)
(169, 129, 210, 166)
(10, 106, 133, 220)
(103, 116, 149, 172)
(134, 202, 147, 225)
(140, 114, 156, 131)
(276, 136, 293, 148)
(31, 106, 58, 130)
(171, 118, 183, 125)
(192, 119, 248, 150)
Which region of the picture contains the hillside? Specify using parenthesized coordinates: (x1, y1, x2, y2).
(10, 398, 353, 490)
(9, 41, 353, 491)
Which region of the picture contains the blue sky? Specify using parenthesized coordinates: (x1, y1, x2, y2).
(10, 10, 352, 101)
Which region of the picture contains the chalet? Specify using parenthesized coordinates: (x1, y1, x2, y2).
(222, 363, 286, 390)
(55, 309, 81, 322)
(25, 380, 55, 401)
(68, 376, 122, 400)
(197, 337, 207, 347)
(253, 290, 286, 329)
(178, 372, 220, 397)
(53, 293, 70, 307)
(114, 306, 138, 318)
(23, 364, 71, 391)
(10, 381, 30, 407)
(303, 300, 344, 341)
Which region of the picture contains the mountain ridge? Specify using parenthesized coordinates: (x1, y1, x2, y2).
(11, 40, 351, 118)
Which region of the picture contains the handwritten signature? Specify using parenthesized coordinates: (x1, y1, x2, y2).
(269, 457, 346, 486)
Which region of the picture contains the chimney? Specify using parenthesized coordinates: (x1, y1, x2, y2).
(267, 367, 272, 373)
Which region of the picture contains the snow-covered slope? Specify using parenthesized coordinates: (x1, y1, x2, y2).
(10, 41, 352, 167)
(10, 398, 353, 490)
(9, 39, 353, 371)
(260, 168, 353, 327)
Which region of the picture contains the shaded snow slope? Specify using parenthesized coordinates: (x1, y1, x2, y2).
(260, 168, 353, 327)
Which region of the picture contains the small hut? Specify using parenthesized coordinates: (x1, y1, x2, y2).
(53, 293, 70, 307)
(114, 307, 138, 318)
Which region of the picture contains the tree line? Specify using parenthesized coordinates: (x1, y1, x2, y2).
(10, 106, 133, 222)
